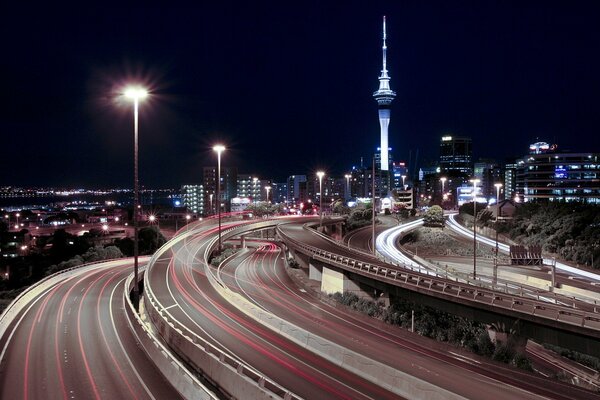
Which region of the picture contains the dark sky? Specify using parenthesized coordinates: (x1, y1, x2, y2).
(3, 1, 600, 187)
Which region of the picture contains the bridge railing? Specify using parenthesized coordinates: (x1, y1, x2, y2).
(143, 219, 303, 400)
(278, 227, 600, 334)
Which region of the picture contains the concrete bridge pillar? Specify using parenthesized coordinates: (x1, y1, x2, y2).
(309, 261, 323, 282)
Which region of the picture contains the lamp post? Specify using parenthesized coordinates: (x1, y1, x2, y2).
(213, 144, 225, 252)
(185, 214, 191, 232)
(265, 186, 271, 203)
(252, 177, 259, 201)
(344, 174, 351, 200)
(470, 179, 480, 280)
(440, 177, 447, 206)
(401, 175, 407, 190)
(124, 86, 147, 311)
(316, 171, 325, 227)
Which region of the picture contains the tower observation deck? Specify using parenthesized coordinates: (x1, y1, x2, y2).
(373, 16, 396, 172)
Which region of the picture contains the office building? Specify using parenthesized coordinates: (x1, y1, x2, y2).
(515, 142, 600, 203)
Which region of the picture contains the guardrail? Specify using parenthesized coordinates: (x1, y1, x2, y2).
(278, 227, 600, 335)
(204, 224, 462, 400)
(123, 272, 219, 400)
(143, 219, 303, 400)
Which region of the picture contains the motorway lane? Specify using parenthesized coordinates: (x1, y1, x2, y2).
(0, 259, 182, 400)
(217, 241, 600, 400)
(146, 218, 402, 399)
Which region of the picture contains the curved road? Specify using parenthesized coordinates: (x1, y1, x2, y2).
(0, 258, 182, 400)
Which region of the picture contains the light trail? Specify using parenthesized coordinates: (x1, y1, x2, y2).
(446, 214, 600, 282)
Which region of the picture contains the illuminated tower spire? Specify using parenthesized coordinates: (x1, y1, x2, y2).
(373, 15, 396, 171)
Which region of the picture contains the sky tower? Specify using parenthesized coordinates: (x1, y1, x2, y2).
(373, 16, 396, 171)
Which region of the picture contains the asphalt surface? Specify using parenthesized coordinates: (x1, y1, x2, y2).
(278, 220, 600, 399)
(146, 216, 400, 399)
(0, 258, 182, 400)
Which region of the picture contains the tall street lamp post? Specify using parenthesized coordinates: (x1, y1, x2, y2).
(440, 177, 447, 206)
(316, 171, 325, 227)
(253, 177, 259, 201)
(344, 174, 351, 200)
(213, 144, 225, 252)
(470, 179, 480, 280)
(493, 183, 503, 282)
(401, 175, 407, 190)
(124, 86, 147, 311)
(265, 186, 271, 203)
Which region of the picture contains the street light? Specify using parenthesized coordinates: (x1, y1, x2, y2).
(494, 183, 503, 214)
(185, 214, 191, 232)
(213, 144, 225, 252)
(440, 177, 447, 195)
(265, 186, 271, 203)
(344, 174, 351, 200)
(401, 175, 407, 190)
(252, 177, 259, 201)
(470, 179, 480, 280)
(493, 183, 503, 282)
(124, 85, 147, 311)
(316, 171, 325, 227)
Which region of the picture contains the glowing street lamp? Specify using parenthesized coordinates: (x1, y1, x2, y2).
(316, 171, 325, 227)
(186, 214, 191, 232)
(252, 177, 259, 201)
(401, 175, 407, 190)
(265, 186, 271, 203)
(494, 183, 503, 214)
(344, 174, 351, 200)
(213, 144, 225, 252)
(470, 179, 481, 279)
(124, 85, 147, 311)
(440, 177, 447, 195)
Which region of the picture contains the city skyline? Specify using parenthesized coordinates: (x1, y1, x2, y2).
(3, 2, 600, 187)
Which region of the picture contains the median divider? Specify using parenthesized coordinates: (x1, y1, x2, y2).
(206, 237, 464, 400)
(142, 224, 302, 400)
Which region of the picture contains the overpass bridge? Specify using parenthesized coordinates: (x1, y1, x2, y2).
(277, 219, 600, 356)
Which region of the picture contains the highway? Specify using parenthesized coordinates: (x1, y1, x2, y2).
(145, 216, 401, 399)
(216, 238, 600, 399)
(446, 213, 600, 283)
(2, 214, 599, 399)
(0, 258, 182, 400)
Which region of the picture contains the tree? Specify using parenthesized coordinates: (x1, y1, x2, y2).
(423, 205, 444, 227)
(138, 226, 166, 255)
(332, 199, 350, 215)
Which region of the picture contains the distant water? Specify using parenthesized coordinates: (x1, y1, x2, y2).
(0, 192, 175, 210)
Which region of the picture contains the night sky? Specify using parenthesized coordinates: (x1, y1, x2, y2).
(3, 2, 600, 188)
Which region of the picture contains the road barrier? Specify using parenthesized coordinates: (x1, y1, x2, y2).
(123, 272, 219, 400)
(278, 227, 600, 336)
(143, 221, 302, 400)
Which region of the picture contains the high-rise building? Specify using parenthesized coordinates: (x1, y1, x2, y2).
(203, 166, 237, 213)
(271, 182, 288, 204)
(181, 184, 204, 215)
(237, 174, 262, 201)
(515, 142, 600, 203)
(373, 16, 396, 172)
(504, 160, 517, 200)
(287, 175, 307, 204)
(474, 159, 503, 200)
(439, 135, 473, 175)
